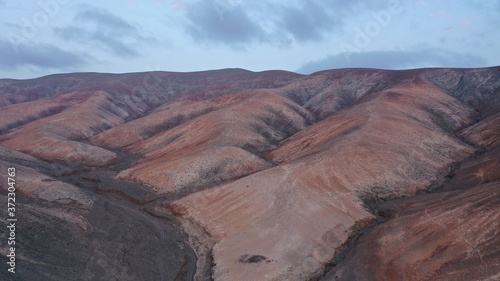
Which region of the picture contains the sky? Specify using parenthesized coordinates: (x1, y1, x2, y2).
(0, 0, 499, 79)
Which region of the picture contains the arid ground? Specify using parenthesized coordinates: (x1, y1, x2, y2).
(0, 67, 499, 280)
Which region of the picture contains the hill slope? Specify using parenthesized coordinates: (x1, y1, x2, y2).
(0, 67, 499, 280)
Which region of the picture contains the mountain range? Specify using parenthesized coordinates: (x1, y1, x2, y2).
(0, 67, 499, 280)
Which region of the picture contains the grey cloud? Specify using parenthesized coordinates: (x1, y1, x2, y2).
(278, 2, 339, 42)
(297, 48, 488, 74)
(183, 0, 388, 47)
(276, 0, 389, 42)
(466, 0, 500, 23)
(55, 25, 139, 57)
(2, 22, 21, 29)
(0, 39, 87, 70)
(75, 6, 136, 32)
(54, 5, 152, 57)
(184, 0, 262, 46)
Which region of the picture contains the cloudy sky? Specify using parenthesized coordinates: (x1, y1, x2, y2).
(0, 0, 499, 79)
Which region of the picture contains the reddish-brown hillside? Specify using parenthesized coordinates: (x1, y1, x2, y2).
(0, 67, 499, 281)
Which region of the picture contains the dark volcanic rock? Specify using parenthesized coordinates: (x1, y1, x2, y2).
(0, 158, 196, 281)
(0, 195, 196, 281)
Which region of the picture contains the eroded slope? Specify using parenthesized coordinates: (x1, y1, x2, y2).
(0, 67, 499, 281)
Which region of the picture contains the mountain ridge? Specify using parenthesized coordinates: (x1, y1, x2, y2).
(0, 66, 499, 280)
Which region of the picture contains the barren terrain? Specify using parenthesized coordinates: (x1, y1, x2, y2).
(0, 67, 499, 280)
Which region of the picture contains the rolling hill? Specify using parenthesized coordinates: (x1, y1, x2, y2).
(0, 67, 499, 281)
